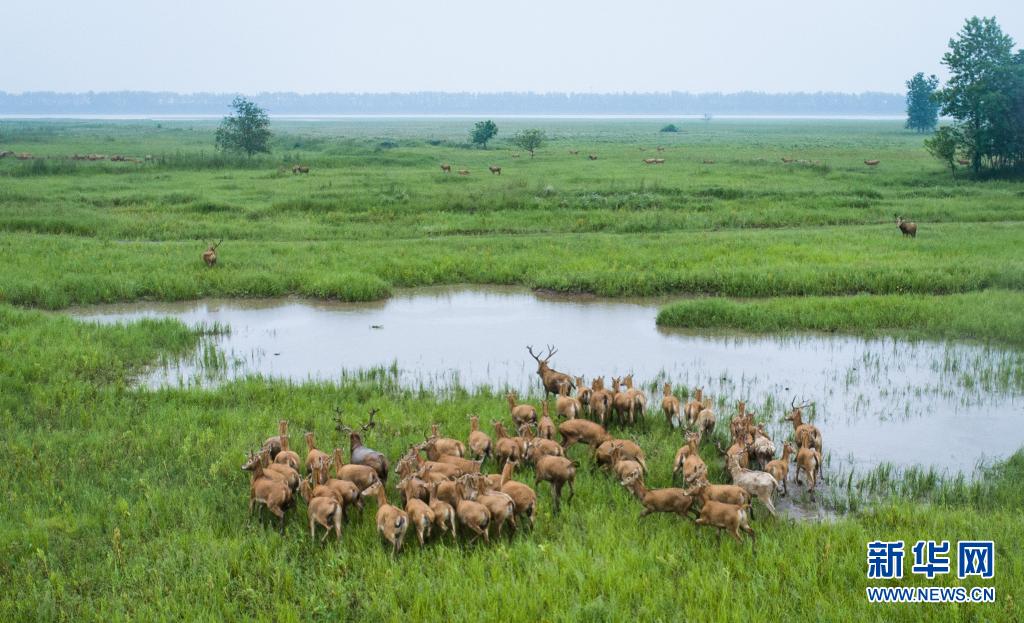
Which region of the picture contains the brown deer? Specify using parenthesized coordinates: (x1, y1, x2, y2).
(242, 450, 292, 534)
(683, 388, 704, 426)
(506, 392, 537, 428)
(556, 381, 582, 420)
(574, 376, 592, 415)
(202, 240, 222, 267)
(527, 345, 574, 398)
(440, 163, 452, 173)
(588, 154, 598, 160)
(537, 401, 556, 440)
(643, 158, 657, 164)
(864, 159, 880, 166)
(292, 165, 310, 174)
(457, 169, 470, 176)
(467, 415, 492, 461)
(896, 215, 917, 238)
(588, 377, 611, 426)
(488, 165, 502, 175)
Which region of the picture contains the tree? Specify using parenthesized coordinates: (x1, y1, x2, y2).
(469, 120, 498, 149)
(905, 73, 940, 132)
(925, 126, 961, 176)
(215, 96, 271, 157)
(512, 129, 546, 158)
(935, 17, 1022, 173)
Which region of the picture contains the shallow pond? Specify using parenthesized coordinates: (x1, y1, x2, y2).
(72, 286, 1023, 475)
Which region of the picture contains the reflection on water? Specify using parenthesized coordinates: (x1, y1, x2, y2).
(71, 286, 1023, 474)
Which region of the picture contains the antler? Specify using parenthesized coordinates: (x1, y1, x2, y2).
(526, 345, 541, 362)
(333, 407, 353, 433)
(362, 408, 379, 432)
(544, 344, 558, 361)
(213, 238, 223, 249)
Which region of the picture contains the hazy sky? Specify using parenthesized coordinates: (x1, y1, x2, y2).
(4, 1, 1022, 93)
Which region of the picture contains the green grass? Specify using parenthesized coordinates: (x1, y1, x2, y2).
(2, 119, 1022, 621)
(657, 291, 1024, 347)
(1, 305, 1020, 621)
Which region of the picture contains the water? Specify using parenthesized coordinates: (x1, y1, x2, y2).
(71, 286, 1023, 474)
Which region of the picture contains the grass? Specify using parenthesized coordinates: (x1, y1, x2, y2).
(657, 291, 1024, 347)
(1, 305, 1020, 621)
(1, 119, 1022, 620)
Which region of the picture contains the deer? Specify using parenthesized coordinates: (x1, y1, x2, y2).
(492, 420, 522, 469)
(684, 388, 704, 426)
(527, 345, 575, 398)
(896, 215, 917, 238)
(452, 477, 491, 543)
(254, 447, 300, 493)
(610, 377, 637, 426)
(292, 165, 309, 174)
(311, 460, 361, 516)
(242, 450, 292, 534)
(672, 432, 707, 484)
(274, 434, 301, 471)
(534, 455, 577, 514)
(304, 432, 330, 475)
(470, 475, 516, 538)
(556, 381, 582, 420)
(643, 158, 658, 164)
(457, 169, 470, 176)
(621, 471, 698, 521)
(764, 442, 794, 497)
(588, 154, 598, 160)
(522, 425, 565, 464)
(864, 159, 880, 166)
(262, 419, 290, 460)
(202, 239, 222, 267)
(588, 377, 611, 425)
(298, 479, 343, 543)
(662, 383, 681, 427)
(467, 415, 492, 461)
(497, 459, 537, 529)
(694, 397, 716, 439)
(397, 476, 435, 546)
(574, 376, 592, 415)
(622, 375, 647, 422)
(488, 165, 502, 175)
(537, 401, 556, 440)
(330, 447, 380, 492)
(594, 438, 647, 473)
(747, 425, 776, 470)
(506, 392, 537, 429)
(725, 452, 779, 517)
(426, 481, 458, 541)
(338, 408, 389, 483)
(785, 399, 822, 456)
(795, 437, 823, 497)
(440, 163, 452, 173)
(363, 481, 408, 555)
(608, 442, 644, 485)
(693, 498, 755, 549)
(558, 417, 610, 451)
(569, 150, 579, 155)
(425, 423, 465, 459)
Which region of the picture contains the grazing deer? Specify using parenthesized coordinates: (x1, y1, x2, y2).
(643, 158, 657, 165)
(488, 165, 502, 175)
(292, 165, 310, 174)
(457, 169, 470, 176)
(511, 153, 520, 158)
(440, 163, 452, 173)
(864, 159, 880, 166)
(527, 345, 574, 398)
(702, 159, 715, 164)
(202, 239, 222, 267)
(242, 450, 292, 534)
(569, 150, 579, 155)
(588, 154, 598, 160)
(895, 215, 917, 238)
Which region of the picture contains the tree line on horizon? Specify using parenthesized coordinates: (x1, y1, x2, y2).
(0, 91, 904, 116)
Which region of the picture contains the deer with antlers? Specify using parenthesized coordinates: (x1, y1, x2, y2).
(337, 408, 389, 484)
(202, 239, 222, 267)
(527, 345, 575, 398)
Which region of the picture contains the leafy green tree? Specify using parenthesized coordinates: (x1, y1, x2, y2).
(935, 17, 1021, 173)
(905, 73, 940, 132)
(469, 120, 498, 149)
(215, 97, 271, 157)
(925, 126, 961, 176)
(512, 129, 546, 158)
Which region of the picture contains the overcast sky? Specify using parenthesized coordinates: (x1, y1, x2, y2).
(4, 1, 1022, 94)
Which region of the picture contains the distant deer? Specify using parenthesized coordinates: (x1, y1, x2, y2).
(457, 169, 470, 176)
(527, 345, 574, 398)
(488, 165, 502, 175)
(202, 239, 222, 267)
(643, 158, 657, 164)
(588, 154, 598, 160)
(895, 215, 917, 238)
(292, 165, 309, 174)
(864, 159, 880, 166)
(568, 150, 579, 155)
(440, 163, 451, 173)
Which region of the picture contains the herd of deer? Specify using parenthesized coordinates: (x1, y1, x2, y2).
(241, 345, 826, 554)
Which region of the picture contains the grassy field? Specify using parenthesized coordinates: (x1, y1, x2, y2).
(1, 118, 1021, 620)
